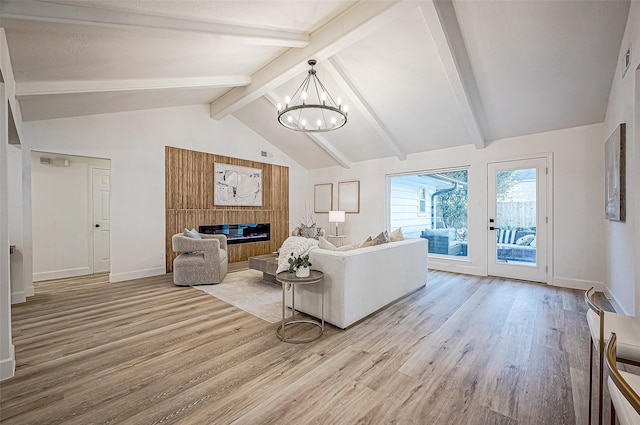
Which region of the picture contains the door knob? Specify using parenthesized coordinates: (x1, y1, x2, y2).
(95, 224, 100, 228)
(489, 226, 495, 230)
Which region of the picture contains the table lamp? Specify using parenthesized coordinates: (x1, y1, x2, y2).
(328, 210, 345, 236)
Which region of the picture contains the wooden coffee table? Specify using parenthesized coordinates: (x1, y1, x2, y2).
(248, 253, 279, 283)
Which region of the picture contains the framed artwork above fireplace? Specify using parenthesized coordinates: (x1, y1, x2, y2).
(214, 163, 262, 206)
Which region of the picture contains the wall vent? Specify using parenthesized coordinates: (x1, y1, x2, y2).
(52, 158, 70, 167)
(40, 157, 70, 166)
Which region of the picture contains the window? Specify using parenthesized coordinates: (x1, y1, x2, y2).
(418, 185, 427, 215)
(388, 168, 468, 257)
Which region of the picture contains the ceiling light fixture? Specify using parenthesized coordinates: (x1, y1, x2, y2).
(277, 59, 348, 132)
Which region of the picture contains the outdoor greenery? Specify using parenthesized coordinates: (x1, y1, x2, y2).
(434, 170, 468, 229)
(434, 170, 517, 230)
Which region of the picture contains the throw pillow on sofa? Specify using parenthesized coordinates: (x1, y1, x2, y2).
(337, 243, 360, 252)
(389, 228, 405, 242)
(372, 231, 390, 246)
(183, 228, 202, 254)
(183, 228, 201, 239)
(318, 236, 337, 251)
(360, 236, 374, 248)
(515, 234, 535, 246)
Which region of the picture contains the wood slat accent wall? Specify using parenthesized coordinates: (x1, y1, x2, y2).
(165, 146, 289, 271)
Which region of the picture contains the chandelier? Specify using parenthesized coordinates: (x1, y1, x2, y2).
(277, 59, 348, 132)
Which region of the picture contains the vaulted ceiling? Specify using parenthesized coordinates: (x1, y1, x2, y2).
(0, 0, 630, 169)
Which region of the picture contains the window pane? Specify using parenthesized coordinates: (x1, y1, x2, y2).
(389, 170, 468, 257)
(495, 168, 537, 265)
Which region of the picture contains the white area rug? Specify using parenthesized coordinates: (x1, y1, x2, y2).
(194, 269, 282, 323)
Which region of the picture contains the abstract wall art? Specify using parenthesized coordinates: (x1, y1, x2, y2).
(214, 163, 262, 206)
(605, 123, 625, 222)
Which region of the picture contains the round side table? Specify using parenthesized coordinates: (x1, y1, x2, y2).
(276, 270, 324, 343)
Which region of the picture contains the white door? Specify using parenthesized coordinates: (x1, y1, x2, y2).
(487, 158, 548, 283)
(92, 168, 110, 273)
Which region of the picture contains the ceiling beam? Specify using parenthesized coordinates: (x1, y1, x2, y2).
(210, 0, 415, 120)
(324, 57, 407, 161)
(263, 92, 351, 169)
(15, 76, 251, 96)
(0, 0, 309, 48)
(419, 0, 489, 149)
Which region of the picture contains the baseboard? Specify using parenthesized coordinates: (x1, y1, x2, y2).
(33, 266, 91, 282)
(427, 260, 484, 277)
(0, 344, 15, 381)
(25, 285, 34, 297)
(550, 276, 603, 292)
(603, 287, 631, 315)
(11, 290, 26, 304)
(109, 267, 166, 283)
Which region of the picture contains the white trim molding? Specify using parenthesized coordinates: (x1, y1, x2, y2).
(550, 276, 603, 292)
(0, 344, 15, 381)
(604, 286, 631, 315)
(33, 266, 92, 282)
(109, 267, 166, 283)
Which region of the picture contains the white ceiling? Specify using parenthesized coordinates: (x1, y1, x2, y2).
(0, 0, 630, 169)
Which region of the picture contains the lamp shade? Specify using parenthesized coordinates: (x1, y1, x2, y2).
(328, 210, 346, 223)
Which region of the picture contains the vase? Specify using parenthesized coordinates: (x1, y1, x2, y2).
(296, 266, 310, 277)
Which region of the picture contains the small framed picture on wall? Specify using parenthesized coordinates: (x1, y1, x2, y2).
(314, 183, 333, 213)
(338, 181, 360, 213)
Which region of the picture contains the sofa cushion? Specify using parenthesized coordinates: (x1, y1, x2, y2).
(337, 243, 360, 252)
(425, 228, 456, 240)
(360, 236, 374, 248)
(389, 228, 405, 242)
(516, 234, 535, 246)
(318, 236, 337, 251)
(497, 229, 517, 244)
(183, 228, 202, 254)
(372, 231, 390, 246)
(184, 228, 202, 239)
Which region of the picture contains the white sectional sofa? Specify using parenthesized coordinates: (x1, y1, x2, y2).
(287, 238, 428, 329)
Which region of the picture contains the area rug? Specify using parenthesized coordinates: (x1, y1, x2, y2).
(193, 269, 282, 323)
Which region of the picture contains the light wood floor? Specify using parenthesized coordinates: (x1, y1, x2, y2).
(0, 270, 619, 424)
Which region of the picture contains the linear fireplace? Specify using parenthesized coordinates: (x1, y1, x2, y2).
(199, 223, 270, 245)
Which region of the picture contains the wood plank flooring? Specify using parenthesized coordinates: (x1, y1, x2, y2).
(0, 270, 618, 424)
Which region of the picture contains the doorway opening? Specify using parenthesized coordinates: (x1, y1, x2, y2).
(31, 151, 111, 281)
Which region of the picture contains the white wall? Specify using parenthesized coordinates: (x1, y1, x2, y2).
(0, 28, 22, 381)
(309, 123, 605, 291)
(0, 84, 16, 381)
(22, 104, 309, 282)
(7, 144, 25, 302)
(31, 152, 110, 281)
(603, 1, 640, 316)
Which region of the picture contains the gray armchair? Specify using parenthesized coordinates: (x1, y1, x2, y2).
(171, 233, 228, 286)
